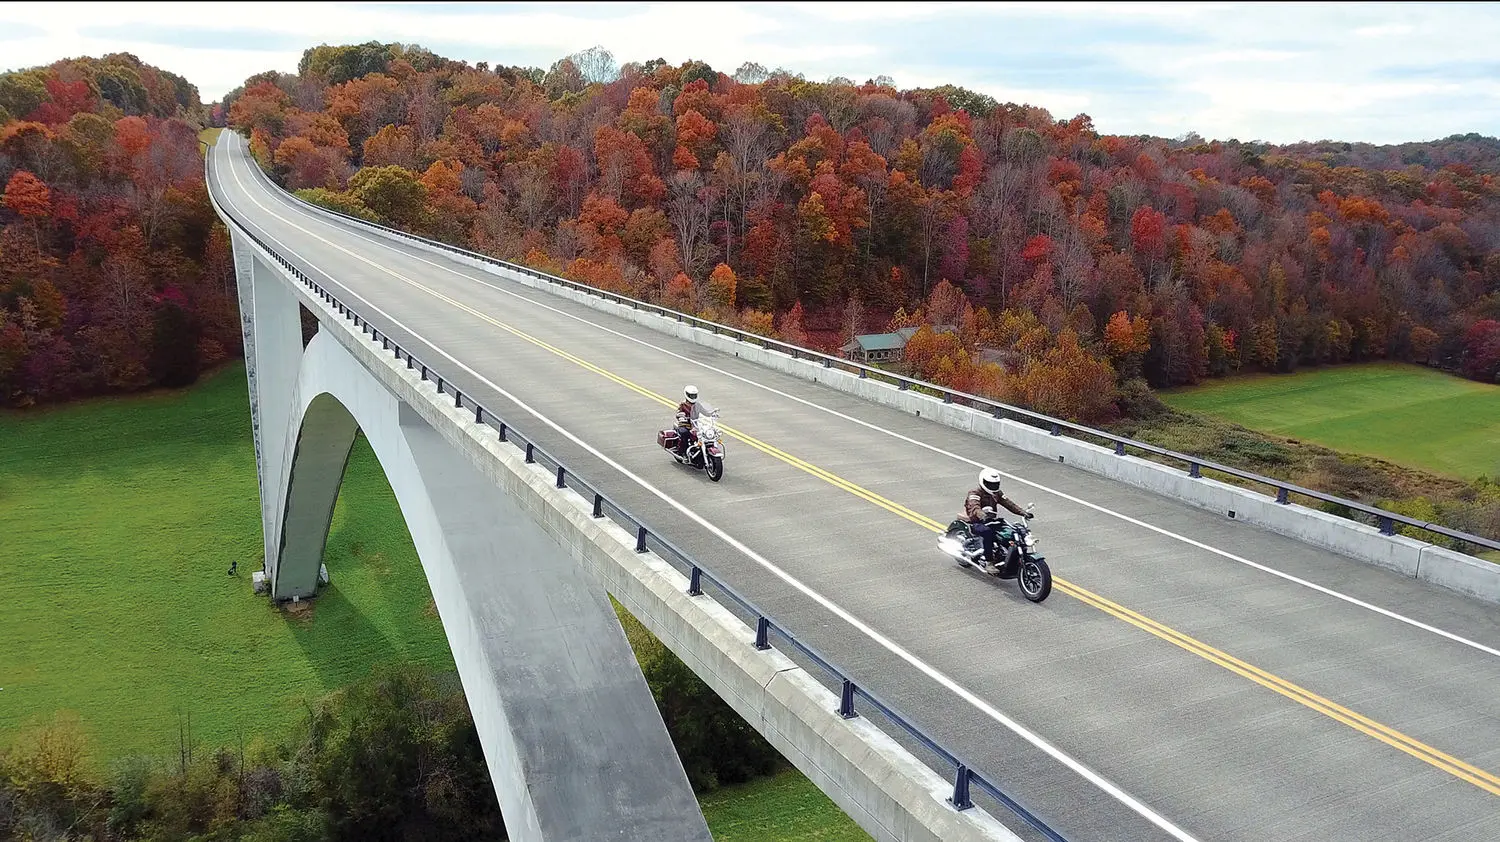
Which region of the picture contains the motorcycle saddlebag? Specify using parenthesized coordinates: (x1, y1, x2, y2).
(657, 429, 680, 449)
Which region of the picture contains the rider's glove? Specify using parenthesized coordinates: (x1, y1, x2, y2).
(1024, 511, 1035, 520)
(981, 506, 995, 518)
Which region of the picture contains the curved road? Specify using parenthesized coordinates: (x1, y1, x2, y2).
(210, 133, 1500, 842)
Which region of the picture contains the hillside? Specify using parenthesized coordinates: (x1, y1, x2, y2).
(5, 43, 1499, 417)
(0, 53, 238, 407)
(214, 41, 1500, 427)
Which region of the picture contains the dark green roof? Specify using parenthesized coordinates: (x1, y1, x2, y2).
(845, 332, 907, 352)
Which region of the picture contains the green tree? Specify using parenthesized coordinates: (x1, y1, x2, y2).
(298, 663, 505, 841)
(295, 187, 380, 222)
(349, 164, 428, 228)
(0, 69, 48, 119)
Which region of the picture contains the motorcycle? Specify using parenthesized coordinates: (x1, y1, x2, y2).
(936, 503, 1052, 602)
(657, 409, 726, 482)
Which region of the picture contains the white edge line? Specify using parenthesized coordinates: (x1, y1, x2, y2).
(216, 134, 1202, 842)
(243, 140, 1500, 664)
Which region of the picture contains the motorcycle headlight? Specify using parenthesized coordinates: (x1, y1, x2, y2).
(1024, 534, 1038, 550)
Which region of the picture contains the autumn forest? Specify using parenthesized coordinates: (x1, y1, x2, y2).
(3, 43, 1500, 423)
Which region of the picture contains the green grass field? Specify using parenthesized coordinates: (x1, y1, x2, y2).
(1160, 362, 1500, 481)
(0, 363, 455, 760)
(702, 771, 871, 841)
(0, 362, 866, 838)
(197, 126, 222, 156)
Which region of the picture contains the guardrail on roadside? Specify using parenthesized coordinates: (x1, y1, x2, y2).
(205, 144, 1068, 841)
(233, 150, 1497, 559)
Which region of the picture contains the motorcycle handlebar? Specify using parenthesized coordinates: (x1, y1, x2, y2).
(980, 512, 1034, 525)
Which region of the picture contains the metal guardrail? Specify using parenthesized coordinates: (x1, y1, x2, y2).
(241, 154, 1499, 558)
(206, 144, 1068, 840)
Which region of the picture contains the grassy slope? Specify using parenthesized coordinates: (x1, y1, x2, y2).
(0, 363, 455, 759)
(702, 771, 871, 841)
(1160, 362, 1500, 481)
(0, 363, 866, 838)
(197, 126, 222, 155)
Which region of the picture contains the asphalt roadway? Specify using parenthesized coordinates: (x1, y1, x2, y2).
(210, 133, 1500, 842)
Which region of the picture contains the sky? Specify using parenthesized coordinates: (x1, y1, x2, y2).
(1, 1, 1497, 145)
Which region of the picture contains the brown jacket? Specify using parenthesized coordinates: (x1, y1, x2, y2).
(964, 486, 1024, 522)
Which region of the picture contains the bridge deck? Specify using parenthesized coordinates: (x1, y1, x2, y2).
(212, 135, 1500, 842)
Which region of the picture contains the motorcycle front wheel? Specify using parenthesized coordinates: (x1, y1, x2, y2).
(1019, 558, 1052, 602)
(706, 454, 724, 482)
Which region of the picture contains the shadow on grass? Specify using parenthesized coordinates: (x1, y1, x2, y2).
(283, 579, 405, 692)
(281, 429, 456, 696)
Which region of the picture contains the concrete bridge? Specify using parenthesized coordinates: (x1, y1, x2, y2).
(207, 130, 1500, 842)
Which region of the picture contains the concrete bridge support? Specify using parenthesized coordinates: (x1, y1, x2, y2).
(227, 237, 712, 841)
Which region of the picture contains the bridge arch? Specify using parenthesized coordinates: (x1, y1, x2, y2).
(270, 389, 358, 599)
(247, 323, 712, 841)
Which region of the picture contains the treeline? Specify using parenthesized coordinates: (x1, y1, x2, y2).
(223, 41, 1500, 423)
(0, 53, 239, 407)
(4, 42, 1498, 417)
(2, 665, 503, 842)
(0, 609, 782, 841)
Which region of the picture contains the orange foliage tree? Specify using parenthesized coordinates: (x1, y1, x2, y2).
(1012, 329, 1118, 423)
(706, 262, 737, 310)
(3, 170, 50, 249)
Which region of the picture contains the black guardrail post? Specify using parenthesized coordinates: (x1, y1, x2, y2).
(754, 617, 771, 650)
(950, 765, 973, 811)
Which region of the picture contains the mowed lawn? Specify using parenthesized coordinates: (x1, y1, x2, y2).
(1160, 362, 1500, 480)
(0, 363, 456, 760)
(0, 363, 868, 838)
(197, 126, 222, 154)
(701, 771, 871, 841)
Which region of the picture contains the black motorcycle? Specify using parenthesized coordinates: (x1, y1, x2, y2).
(937, 503, 1052, 602)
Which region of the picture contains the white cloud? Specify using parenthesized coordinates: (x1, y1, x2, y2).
(1354, 23, 1415, 38)
(0, 1, 1495, 144)
(784, 1, 976, 22)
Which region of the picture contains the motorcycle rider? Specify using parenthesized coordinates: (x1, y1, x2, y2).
(673, 385, 704, 460)
(965, 467, 1032, 573)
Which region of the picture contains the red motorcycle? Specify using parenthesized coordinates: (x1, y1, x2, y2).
(656, 409, 726, 482)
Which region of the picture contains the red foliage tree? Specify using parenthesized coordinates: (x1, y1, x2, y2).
(1130, 206, 1166, 263)
(778, 300, 809, 347)
(1463, 320, 1500, 382)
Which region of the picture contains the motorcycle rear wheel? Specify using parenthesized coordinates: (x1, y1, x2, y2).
(1019, 558, 1052, 602)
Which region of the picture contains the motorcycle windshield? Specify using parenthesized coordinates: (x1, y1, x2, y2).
(695, 400, 718, 418)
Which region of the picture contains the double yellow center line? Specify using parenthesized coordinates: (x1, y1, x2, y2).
(268, 183, 1500, 798)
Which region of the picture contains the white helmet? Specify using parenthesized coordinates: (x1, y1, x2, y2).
(979, 468, 1002, 494)
(684, 385, 698, 404)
